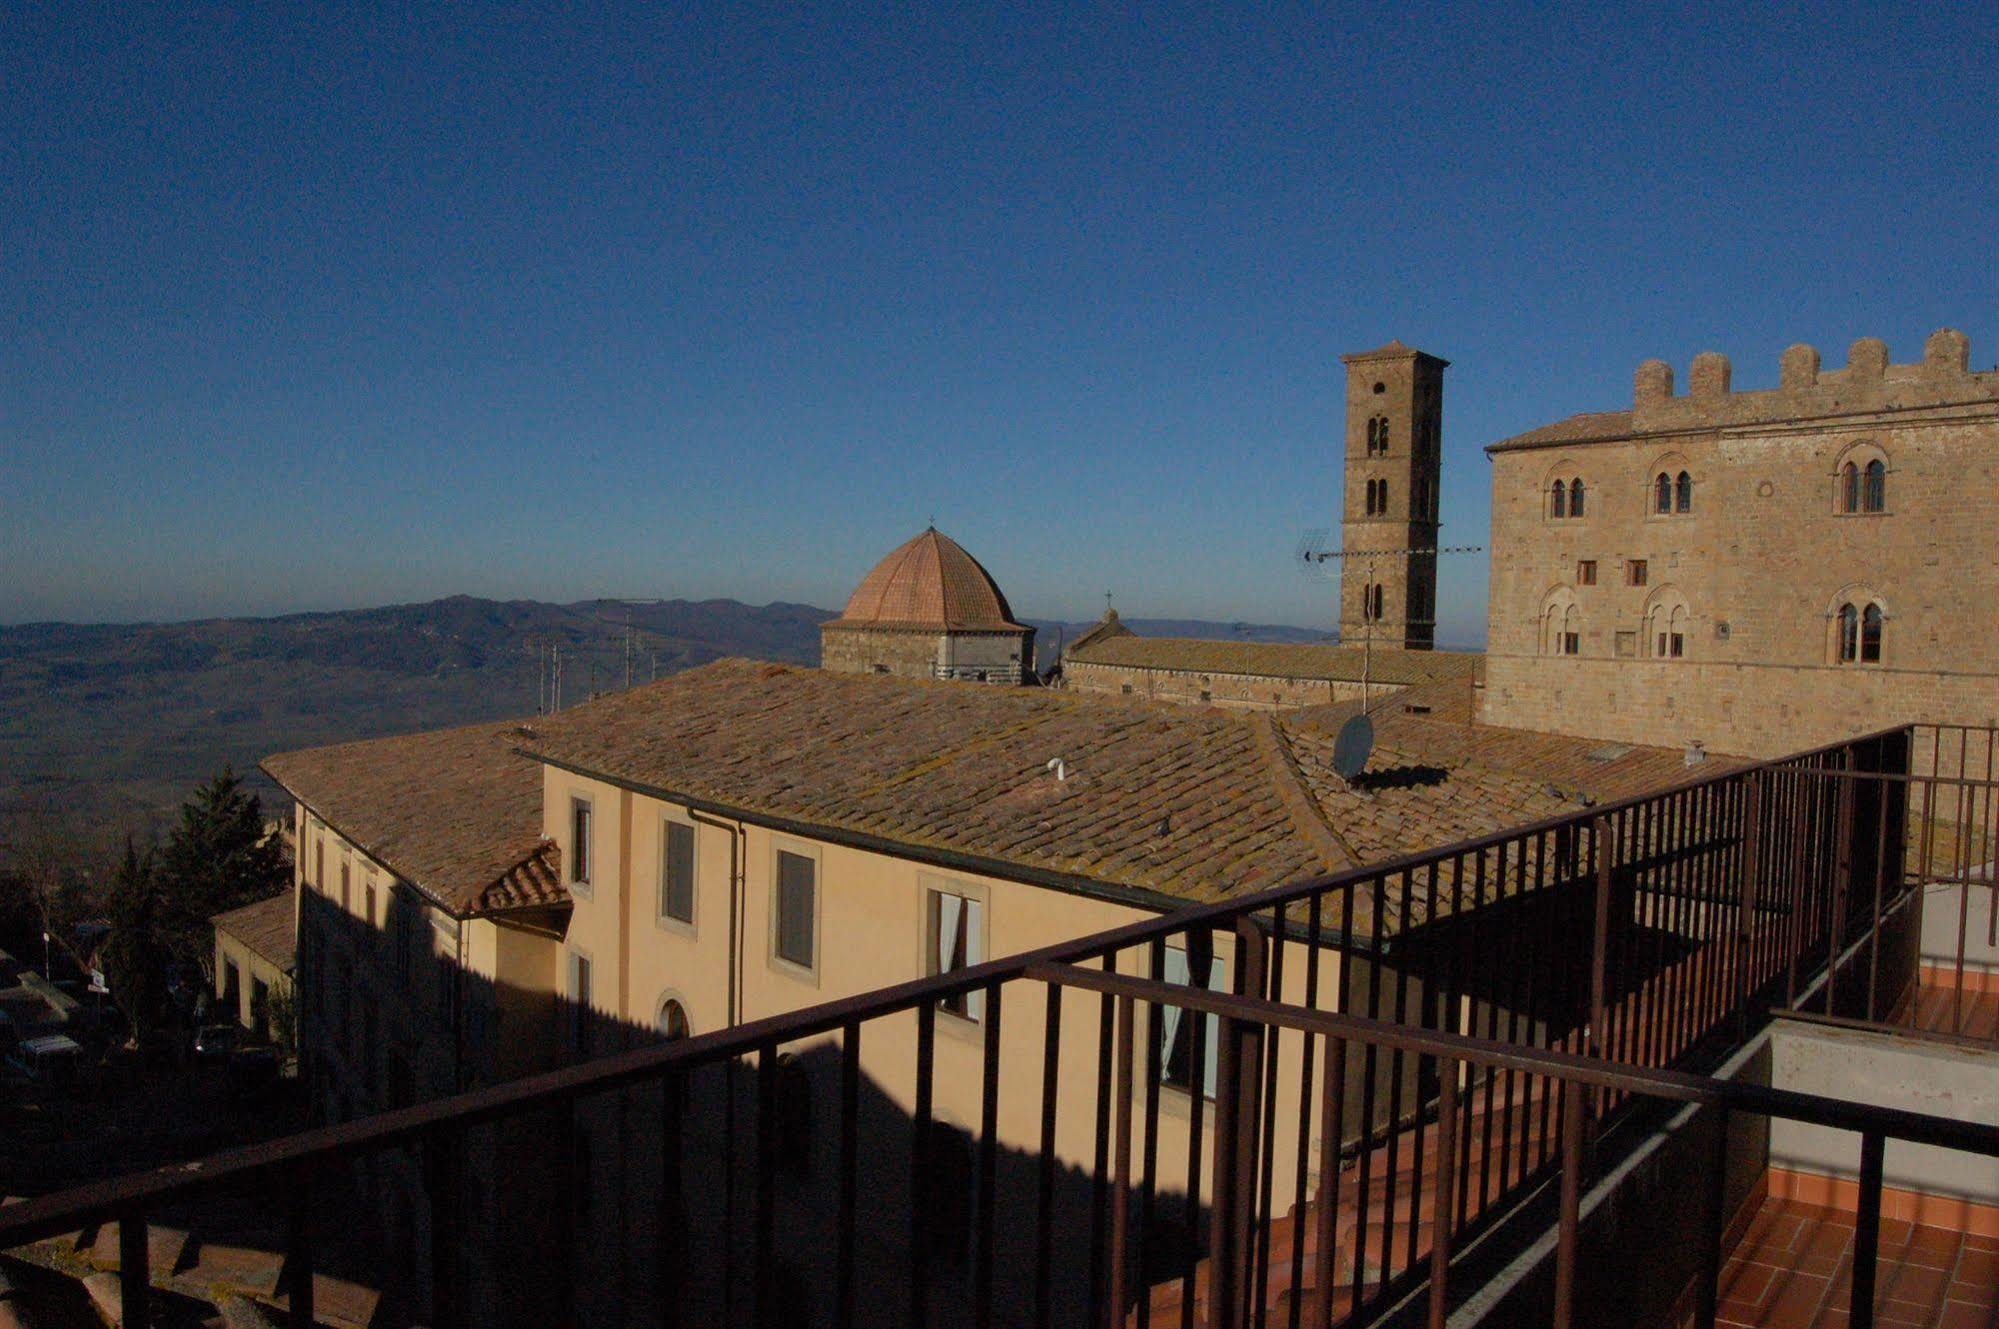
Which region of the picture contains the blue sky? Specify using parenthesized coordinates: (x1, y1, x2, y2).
(4, 4, 1993, 644)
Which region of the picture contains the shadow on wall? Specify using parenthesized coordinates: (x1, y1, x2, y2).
(294, 887, 1211, 1329)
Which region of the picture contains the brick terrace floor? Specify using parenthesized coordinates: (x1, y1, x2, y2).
(1702, 1197, 1998, 1328)
(1903, 983, 1999, 1042)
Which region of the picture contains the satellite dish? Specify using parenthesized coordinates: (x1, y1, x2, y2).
(1331, 713, 1374, 780)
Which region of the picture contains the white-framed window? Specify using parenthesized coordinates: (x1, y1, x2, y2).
(926, 886, 986, 1021)
(771, 849, 818, 977)
(1159, 943, 1228, 1099)
(569, 797, 593, 892)
(659, 818, 696, 928)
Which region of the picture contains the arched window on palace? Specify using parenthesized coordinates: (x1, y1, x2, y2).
(1834, 597, 1885, 665)
(1550, 479, 1567, 519)
(1568, 477, 1586, 517)
(1863, 460, 1885, 512)
(1655, 471, 1672, 513)
(1674, 470, 1692, 512)
(1644, 588, 1691, 660)
(657, 997, 690, 1041)
(1541, 590, 1580, 657)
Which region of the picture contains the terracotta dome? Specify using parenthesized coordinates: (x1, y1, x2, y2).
(830, 528, 1027, 631)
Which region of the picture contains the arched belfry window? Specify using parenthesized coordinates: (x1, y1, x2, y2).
(1568, 477, 1586, 517)
(1370, 584, 1385, 621)
(1550, 479, 1567, 519)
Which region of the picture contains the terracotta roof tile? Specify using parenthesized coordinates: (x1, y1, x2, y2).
(209, 893, 296, 973)
(262, 720, 565, 919)
(519, 660, 1711, 913)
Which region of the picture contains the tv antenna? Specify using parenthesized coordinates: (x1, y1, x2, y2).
(1295, 530, 1483, 720)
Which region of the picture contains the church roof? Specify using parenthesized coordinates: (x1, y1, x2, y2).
(826, 528, 1028, 632)
(1067, 636, 1479, 687)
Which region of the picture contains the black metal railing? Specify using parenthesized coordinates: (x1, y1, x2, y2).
(0, 726, 1941, 1329)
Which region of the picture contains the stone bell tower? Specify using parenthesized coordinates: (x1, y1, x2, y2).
(1339, 340, 1447, 650)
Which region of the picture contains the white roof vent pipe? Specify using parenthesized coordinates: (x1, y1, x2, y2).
(1047, 757, 1068, 782)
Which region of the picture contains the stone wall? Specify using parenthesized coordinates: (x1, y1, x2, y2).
(820, 625, 1033, 684)
(1064, 658, 1393, 711)
(1482, 332, 1999, 758)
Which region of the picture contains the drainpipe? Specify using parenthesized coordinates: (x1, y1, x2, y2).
(689, 810, 746, 1030)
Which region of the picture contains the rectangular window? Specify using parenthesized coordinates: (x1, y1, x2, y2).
(1563, 632, 1580, 656)
(774, 851, 817, 972)
(660, 820, 696, 926)
(315, 840, 325, 891)
(568, 951, 592, 1054)
(1577, 560, 1597, 586)
(1627, 559, 1648, 587)
(1670, 633, 1685, 658)
(927, 888, 986, 1021)
(570, 799, 593, 887)
(340, 857, 351, 911)
(365, 880, 377, 929)
(1160, 945, 1229, 1098)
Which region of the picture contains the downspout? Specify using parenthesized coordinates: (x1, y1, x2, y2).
(689, 809, 746, 1029)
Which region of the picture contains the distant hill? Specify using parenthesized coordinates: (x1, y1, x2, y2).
(0, 596, 1325, 840)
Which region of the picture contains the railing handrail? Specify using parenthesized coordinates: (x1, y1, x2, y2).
(0, 722, 1925, 1252)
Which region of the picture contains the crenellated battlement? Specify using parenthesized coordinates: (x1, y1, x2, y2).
(1629, 328, 1998, 430)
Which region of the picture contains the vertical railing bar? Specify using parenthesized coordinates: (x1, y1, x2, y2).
(1954, 774, 1971, 1031)
(1550, 1078, 1586, 1329)
(1381, 872, 1412, 1291)
(1089, 954, 1117, 1325)
(285, 1161, 315, 1329)
(1257, 912, 1288, 1327)
(1350, 875, 1384, 1309)
(1737, 775, 1763, 1039)
(1313, 1033, 1348, 1329)
(1850, 1130, 1885, 1329)
(1180, 939, 1210, 1329)
(1284, 894, 1325, 1329)
(1135, 939, 1166, 1329)
(1427, 1056, 1460, 1329)
(425, 1124, 460, 1329)
(1693, 1104, 1729, 1329)
(1403, 862, 1440, 1278)
(1828, 768, 1857, 1014)
(1524, 832, 1554, 1177)
(975, 982, 1004, 1329)
(836, 1024, 859, 1329)
(755, 1045, 778, 1329)
(1469, 847, 1495, 1218)
(1867, 776, 1890, 1022)
(1034, 987, 1062, 1329)
(1232, 915, 1270, 1329)
(910, 1008, 935, 1329)
(119, 1210, 150, 1329)
(1109, 991, 1137, 1329)
(1588, 816, 1612, 1112)
(1495, 841, 1526, 1194)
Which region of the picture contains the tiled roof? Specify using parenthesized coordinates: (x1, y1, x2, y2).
(825, 528, 1028, 632)
(210, 893, 297, 973)
(1067, 636, 1481, 688)
(1486, 410, 1637, 453)
(519, 659, 1720, 914)
(262, 719, 565, 919)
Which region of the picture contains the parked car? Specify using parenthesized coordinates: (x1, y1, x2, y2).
(193, 1024, 240, 1061)
(7, 1033, 81, 1087)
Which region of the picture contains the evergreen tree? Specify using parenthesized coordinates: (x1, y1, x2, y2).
(103, 839, 171, 1049)
(155, 768, 292, 973)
